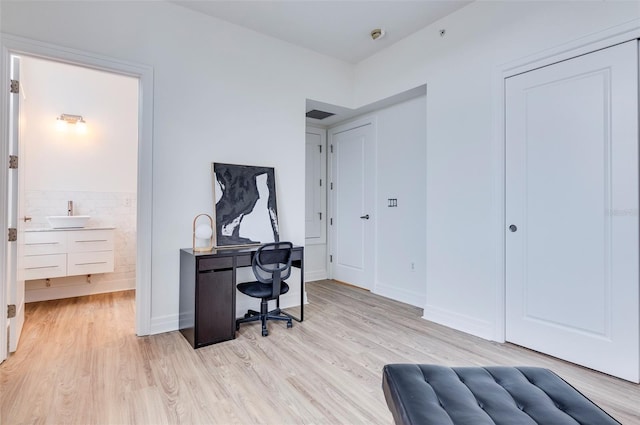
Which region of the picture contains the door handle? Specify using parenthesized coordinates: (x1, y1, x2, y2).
(509, 224, 517, 232)
(360, 214, 370, 220)
(23, 216, 32, 222)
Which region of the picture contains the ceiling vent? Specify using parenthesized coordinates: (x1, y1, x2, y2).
(306, 109, 335, 120)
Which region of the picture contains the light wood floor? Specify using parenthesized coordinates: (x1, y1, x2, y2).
(1, 280, 639, 424)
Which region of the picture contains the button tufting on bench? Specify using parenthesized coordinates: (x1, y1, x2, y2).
(382, 365, 621, 425)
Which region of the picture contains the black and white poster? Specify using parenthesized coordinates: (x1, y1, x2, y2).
(212, 163, 279, 247)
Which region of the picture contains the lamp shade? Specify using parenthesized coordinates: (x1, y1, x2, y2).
(192, 213, 214, 252)
(195, 224, 212, 239)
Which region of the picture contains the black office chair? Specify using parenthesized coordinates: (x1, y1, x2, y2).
(236, 241, 294, 336)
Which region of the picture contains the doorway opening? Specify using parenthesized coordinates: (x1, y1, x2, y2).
(304, 84, 427, 303)
(1, 35, 153, 363)
(28, 56, 138, 292)
(13, 54, 138, 349)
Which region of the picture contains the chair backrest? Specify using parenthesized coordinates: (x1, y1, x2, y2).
(252, 242, 293, 300)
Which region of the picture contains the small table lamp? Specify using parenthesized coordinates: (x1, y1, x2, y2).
(193, 213, 214, 252)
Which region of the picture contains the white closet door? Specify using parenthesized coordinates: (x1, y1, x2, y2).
(506, 40, 639, 382)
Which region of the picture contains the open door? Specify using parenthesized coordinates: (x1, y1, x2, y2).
(7, 54, 25, 353)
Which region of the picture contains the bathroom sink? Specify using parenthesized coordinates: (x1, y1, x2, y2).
(46, 215, 91, 229)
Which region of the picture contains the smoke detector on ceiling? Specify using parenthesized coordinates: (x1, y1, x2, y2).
(370, 28, 386, 41)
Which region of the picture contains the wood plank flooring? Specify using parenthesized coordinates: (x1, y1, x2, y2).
(1, 280, 639, 424)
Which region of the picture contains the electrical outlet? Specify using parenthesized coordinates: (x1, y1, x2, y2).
(410, 262, 415, 272)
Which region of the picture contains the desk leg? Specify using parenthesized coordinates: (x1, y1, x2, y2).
(280, 258, 304, 322)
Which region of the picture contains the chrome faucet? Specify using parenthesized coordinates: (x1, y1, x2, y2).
(67, 201, 73, 216)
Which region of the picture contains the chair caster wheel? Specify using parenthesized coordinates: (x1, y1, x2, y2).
(287, 322, 293, 329)
(262, 329, 268, 337)
(244, 313, 251, 319)
(236, 324, 240, 331)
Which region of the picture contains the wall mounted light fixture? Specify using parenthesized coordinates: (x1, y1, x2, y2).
(56, 113, 87, 134)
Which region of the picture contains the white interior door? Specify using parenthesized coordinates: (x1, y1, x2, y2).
(8, 54, 26, 352)
(506, 40, 639, 382)
(330, 122, 374, 289)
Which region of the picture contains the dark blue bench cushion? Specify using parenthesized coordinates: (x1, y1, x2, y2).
(382, 364, 620, 425)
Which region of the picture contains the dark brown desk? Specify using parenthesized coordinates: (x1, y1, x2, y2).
(179, 245, 304, 348)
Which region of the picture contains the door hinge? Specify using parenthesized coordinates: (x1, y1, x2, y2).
(330, 218, 333, 226)
(7, 304, 16, 319)
(330, 144, 334, 154)
(319, 179, 322, 187)
(329, 255, 333, 263)
(319, 145, 322, 153)
(9, 155, 18, 169)
(10, 79, 19, 94)
(318, 212, 322, 220)
(8, 228, 17, 242)
(330, 182, 333, 190)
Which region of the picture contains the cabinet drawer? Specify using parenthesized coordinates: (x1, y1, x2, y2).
(23, 254, 67, 280)
(68, 251, 114, 275)
(198, 256, 233, 271)
(67, 230, 114, 253)
(24, 232, 67, 255)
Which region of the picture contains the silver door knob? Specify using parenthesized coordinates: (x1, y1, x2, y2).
(360, 214, 370, 220)
(509, 224, 517, 232)
(23, 216, 32, 222)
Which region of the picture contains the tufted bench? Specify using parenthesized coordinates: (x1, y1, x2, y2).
(382, 364, 620, 425)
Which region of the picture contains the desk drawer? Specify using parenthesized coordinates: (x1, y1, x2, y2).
(234, 248, 302, 267)
(198, 256, 233, 272)
(235, 254, 252, 268)
(291, 249, 303, 261)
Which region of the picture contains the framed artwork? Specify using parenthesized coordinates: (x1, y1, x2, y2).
(212, 162, 280, 248)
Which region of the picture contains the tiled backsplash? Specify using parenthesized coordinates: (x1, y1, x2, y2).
(24, 190, 137, 302)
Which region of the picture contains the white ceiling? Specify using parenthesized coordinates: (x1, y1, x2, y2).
(172, 1, 472, 63)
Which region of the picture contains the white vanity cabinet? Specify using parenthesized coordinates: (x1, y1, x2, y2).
(23, 229, 115, 280)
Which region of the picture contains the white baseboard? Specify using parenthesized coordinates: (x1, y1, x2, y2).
(305, 270, 327, 282)
(422, 304, 495, 341)
(374, 283, 425, 308)
(25, 278, 135, 303)
(149, 313, 179, 335)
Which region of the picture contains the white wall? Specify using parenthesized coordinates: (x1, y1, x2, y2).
(353, 1, 640, 339)
(326, 95, 427, 306)
(22, 57, 138, 193)
(0, 1, 353, 333)
(20, 56, 138, 301)
(373, 95, 426, 306)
